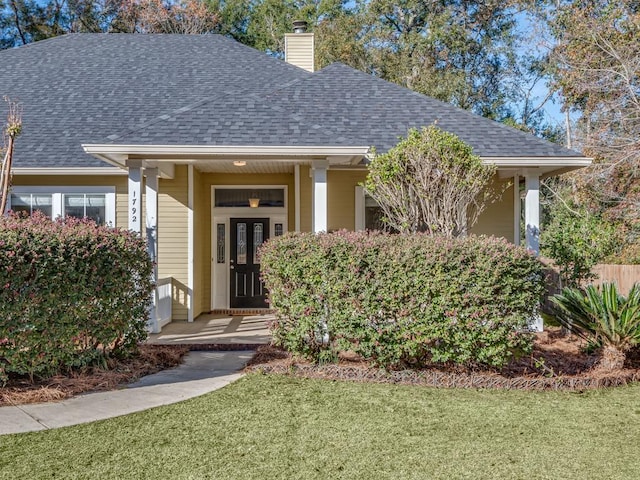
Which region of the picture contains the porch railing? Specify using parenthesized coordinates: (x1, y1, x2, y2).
(154, 276, 173, 332)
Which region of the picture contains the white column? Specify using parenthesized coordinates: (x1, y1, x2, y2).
(513, 174, 521, 246)
(311, 160, 329, 233)
(354, 185, 365, 231)
(525, 172, 543, 332)
(525, 173, 540, 255)
(127, 160, 143, 233)
(187, 165, 194, 322)
(294, 164, 301, 232)
(145, 168, 159, 266)
(145, 168, 160, 333)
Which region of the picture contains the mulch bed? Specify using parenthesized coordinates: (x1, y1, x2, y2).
(245, 328, 640, 391)
(3, 329, 639, 407)
(0, 345, 189, 407)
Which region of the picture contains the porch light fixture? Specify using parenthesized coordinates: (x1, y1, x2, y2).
(249, 194, 260, 208)
(233, 160, 246, 167)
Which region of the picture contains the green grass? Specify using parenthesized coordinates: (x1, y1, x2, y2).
(2, 374, 640, 479)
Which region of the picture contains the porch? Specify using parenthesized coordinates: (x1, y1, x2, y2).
(147, 312, 273, 346)
(78, 147, 589, 333)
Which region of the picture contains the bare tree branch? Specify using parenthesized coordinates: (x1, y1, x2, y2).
(0, 97, 23, 215)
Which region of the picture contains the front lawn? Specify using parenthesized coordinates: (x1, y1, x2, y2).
(1, 374, 639, 479)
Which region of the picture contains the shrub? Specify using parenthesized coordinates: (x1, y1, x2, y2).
(261, 231, 545, 369)
(551, 283, 640, 370)
(364, 126, 498, 236)
(0, 212, 154, 383)
(541, 205, 619, 287)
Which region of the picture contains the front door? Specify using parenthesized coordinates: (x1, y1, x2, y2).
(230, 218, 269, 308)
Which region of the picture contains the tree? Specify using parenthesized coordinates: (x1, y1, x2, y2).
(113, 0, 219, 34)
(548, 1, 640, 250)
(364, 125, 498, 236)
(540, 202, 619, 288)
(356, 0, 531, 119)
(0, 97, 23, 215)
(0, 0, 220, 45)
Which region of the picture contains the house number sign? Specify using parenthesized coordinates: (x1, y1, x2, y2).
(130, 190, 138, 224)
(128, 167, 142, 232)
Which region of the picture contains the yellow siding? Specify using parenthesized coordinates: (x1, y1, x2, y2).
(199, 172, 295, 312)
(471, 176, 514, 242)
(284, 33, 314, 72)
(328, 169, 368, 231)
(158, 166, 190, 320)
(12, 175, 128, 229)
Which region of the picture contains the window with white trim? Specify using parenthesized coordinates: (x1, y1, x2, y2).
(355, 186, 396, 232)
(7, 187, 116, 226)
(364, 194, 389, 231)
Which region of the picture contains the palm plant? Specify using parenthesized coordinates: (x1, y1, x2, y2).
(551, 283, 640, 370)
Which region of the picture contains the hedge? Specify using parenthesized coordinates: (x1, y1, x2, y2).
(0, 212, 154, 383)
(260, 231, 545, 369)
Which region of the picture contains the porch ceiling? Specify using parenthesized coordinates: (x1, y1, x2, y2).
(190, 159, 298, 174)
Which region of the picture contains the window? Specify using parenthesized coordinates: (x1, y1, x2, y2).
(216, 224, 225, 263)
(214, 188, 285, 208)
(9, 193, 53, 217)
(355, 186, 396, 232)
(64, 194, 107, 224)
(364, 194, 387, 231)
(8, 187, 116, 226)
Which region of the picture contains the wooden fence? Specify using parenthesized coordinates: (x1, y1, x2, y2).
(543, 262, 640, 296)
(591, 264, 640, 295)
(541, 262, 640, 313)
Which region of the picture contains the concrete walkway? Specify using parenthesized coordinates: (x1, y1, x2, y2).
(0, 350, 253, 436)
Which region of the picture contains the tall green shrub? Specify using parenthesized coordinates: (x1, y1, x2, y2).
(261, 231, 544, 369)
(364, 126, 498, 236)
(0, 213, 154, 383)
(541, 205, 619, 287)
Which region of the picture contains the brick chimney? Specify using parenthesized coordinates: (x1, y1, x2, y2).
(284, 21, 314, 72)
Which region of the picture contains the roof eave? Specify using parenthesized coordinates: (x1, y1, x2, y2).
(13, 167, 128, 175)
(482, 156, 592, 167)
(82, 144, 372, 169)
(484, 157, 592, 179)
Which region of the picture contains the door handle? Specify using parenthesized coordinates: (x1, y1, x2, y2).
(230, 265, 235, 270)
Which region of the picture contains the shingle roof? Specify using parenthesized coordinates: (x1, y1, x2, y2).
(1, 33, 309, 168)
(114, 62, 582, 158)
(1, 34, 582, 169)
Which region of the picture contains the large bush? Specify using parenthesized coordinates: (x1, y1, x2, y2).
(364, 126, 498, 236)
(541, 205, 619, 287)
(261, 231, 545, 369)
(0, 213, 153, 383)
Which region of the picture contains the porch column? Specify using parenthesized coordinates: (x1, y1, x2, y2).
(513, 174, 521, 246)
(294, 164, 301, 232)
(524, 172, 540, 255)
(145, 168, 160, 333)
(312, 160, 329, 233)
(187, 165, 194, 322)
(127, 160, 143, 233)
